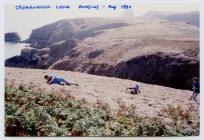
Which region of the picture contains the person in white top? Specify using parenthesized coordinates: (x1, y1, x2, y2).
(126, 83, 140, 94)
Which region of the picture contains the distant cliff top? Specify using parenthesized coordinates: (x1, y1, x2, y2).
(141, 10, 199, 27)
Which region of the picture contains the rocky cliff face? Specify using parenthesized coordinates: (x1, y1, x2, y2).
(26, 18, 129, 49)
(5, 39, 77, 68)
(5, 32, 21, 43)
(5, 13, 200, 89)
(50, 52, 199, 89)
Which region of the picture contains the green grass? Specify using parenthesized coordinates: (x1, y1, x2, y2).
(5, 85, 199, 136)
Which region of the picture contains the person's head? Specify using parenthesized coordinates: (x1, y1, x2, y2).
(44, 75, 50, 80)
(193, 77, 199, 83)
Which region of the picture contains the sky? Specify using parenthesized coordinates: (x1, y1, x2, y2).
(5, 3, 199, 39)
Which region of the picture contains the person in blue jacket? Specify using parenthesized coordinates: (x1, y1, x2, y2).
(190, 77, 200, 105)
(126, 83, 140, 94)
(44, 75, 78, 86)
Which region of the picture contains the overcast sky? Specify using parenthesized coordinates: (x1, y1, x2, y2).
(5, 3, 199, 39)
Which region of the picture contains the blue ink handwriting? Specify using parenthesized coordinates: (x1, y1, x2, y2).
(56, 5, 70, 9)
(108, 5, 117, 10)
(16, 5, 51, 10)
(78, 5, 99, 10)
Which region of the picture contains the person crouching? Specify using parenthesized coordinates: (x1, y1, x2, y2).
(126, 83, 140, 94)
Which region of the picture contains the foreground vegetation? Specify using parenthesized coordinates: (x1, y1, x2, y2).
(5, 84, 199, 136)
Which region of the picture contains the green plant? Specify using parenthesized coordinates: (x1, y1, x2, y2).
(5, 85, 200, 136)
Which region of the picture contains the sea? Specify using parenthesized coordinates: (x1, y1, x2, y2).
(5, 42, 28, 60)
(4, 30, 30, 60)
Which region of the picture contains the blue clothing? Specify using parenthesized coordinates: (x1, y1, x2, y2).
(130, 84, 140, 94)
(50, 76, 66, 85)
(193, 82, 200, 93)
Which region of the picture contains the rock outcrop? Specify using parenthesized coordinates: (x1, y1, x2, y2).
(5, 39, 77, 69)
(5, 32, 21, 43)
(50, 52, 199, 89)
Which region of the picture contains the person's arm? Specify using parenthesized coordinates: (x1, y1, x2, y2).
(126, 87, 131, 93)
(47, 77, 53, 85)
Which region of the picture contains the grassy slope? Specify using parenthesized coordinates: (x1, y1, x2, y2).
(5, 67, 199, 117)
(5, 85, 199, 136)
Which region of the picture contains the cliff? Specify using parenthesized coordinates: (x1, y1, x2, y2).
(5, 12, 200, 89)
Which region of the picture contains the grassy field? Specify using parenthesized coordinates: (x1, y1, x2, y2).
(5, 84, 199, 136)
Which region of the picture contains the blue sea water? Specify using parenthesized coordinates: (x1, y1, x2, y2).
(5, 42, 28, 60)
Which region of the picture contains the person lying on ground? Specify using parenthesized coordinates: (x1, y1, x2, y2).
(126, 83, 140, 94)
(190, 77, 200, 105)
(44, 75, 79, 86)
